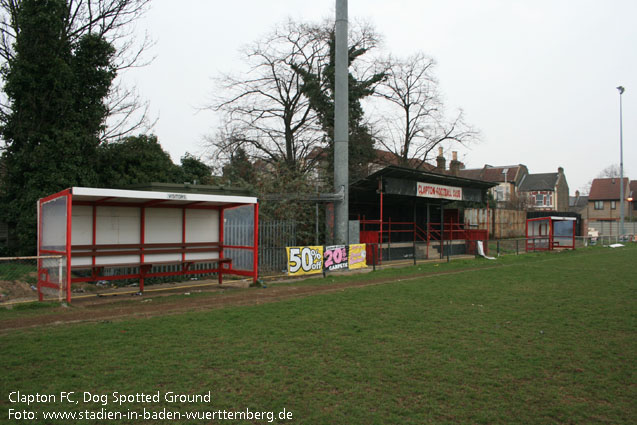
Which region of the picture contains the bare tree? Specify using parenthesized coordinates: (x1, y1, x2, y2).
(207, 20, 328, 174)
(207, 19, 383, 175)
(372, 52, 477, 168)
(579, 164, 622, 194)
(0, 0, 154, 142)
(596, 164, 621, 178)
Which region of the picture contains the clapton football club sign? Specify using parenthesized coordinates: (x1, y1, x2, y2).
(417, 182, 462, 201)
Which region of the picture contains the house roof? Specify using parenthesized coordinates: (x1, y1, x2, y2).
(372, 149, 435, 171)
(589, 178, 630, 200)
(456, 168, 483, 180)
(456, 165, 526, 183)
(518, 173, 559, 191)
(306, 147, 436, 171)
(482, 166, 524, 183)
(569, 195, 588, 209)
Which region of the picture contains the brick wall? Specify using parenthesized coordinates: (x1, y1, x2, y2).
(588, 200, 621, 221)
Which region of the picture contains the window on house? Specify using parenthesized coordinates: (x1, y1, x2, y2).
(594, 201, 604, 210)
(610, 201, 616, 210)
(495, 188, 504, 201)
(535, 194, 544, 206)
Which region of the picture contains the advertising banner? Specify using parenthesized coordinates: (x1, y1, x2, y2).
(324, 245, 349, 272)
(348, 244, 367, 269)
(286, 244, 368, 275)
(286, 246, 324, 276)
(417, 182, 462, 201)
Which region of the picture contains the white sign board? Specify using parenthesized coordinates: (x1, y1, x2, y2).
(417, 182, 463, 201)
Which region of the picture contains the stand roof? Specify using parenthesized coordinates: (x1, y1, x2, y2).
(69, 187, 257, 208)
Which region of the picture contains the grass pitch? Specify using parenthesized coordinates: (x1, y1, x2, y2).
(1, 245, 635, 424)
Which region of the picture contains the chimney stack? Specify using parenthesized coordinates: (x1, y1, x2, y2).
(436, 147, 446, 172)
(449, 151, 462, 176)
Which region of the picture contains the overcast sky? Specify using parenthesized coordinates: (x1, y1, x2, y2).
(126, 0, 637, 194)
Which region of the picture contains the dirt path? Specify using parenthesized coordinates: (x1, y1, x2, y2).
(0, 266, 496, 333)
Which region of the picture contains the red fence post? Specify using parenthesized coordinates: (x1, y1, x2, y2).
(253, 203, 259, 283)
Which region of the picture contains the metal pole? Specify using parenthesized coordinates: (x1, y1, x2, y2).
(315, 202, 319, 245)
(413, 240, 416, 266)
(447, 238, 450, 263)
(617, 86, 625, 237)
(334, 0, 349, 245)
(440, 201, 445, 259)
(426, 203, 430, 260)
(372, 243, 376, 272)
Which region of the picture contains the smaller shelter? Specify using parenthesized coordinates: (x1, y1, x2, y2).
(37, 186, 258, 302)
(526, 216, 576, 252)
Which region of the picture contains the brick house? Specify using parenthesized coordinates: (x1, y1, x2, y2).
(588, 177, 630, 221)
(457, 164, 529, 207)
(518, 168, 569, 211)
(569, 190, 589, 234)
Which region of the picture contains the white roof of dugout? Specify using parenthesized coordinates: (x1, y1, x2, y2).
(70, 187, 257, 207)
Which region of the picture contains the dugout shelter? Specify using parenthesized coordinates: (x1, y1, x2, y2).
(525, 216, 576, 252)
(37, 186, 258, 302)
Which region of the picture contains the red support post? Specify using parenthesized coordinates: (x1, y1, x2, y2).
(253, 203, 259, 283)
(182, 208, 187, 263)
(65, 192, 73, 303)
(219, 207, 225, 285)
(379, 190, 383, 265)
(139, 207, 145, 292)
(92, 205, 97, 268)
(37, 199, 43, 301)
(219, 207, 224, 260)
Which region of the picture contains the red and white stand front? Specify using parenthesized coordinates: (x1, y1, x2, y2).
(37, 187, 259, 303)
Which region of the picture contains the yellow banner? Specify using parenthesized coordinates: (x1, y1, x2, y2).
(348, 244, 367, 269)
(286, 246, 324, 275)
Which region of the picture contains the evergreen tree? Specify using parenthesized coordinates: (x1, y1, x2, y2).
(180, 153, 214, 185)
(221, 147, 256, 187)
(96, 135, 183, 187)
(0, 0, 116, 253)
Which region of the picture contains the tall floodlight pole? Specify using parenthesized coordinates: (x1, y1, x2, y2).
(617, 86, 625, 237)
(334, 0, 349, 244)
